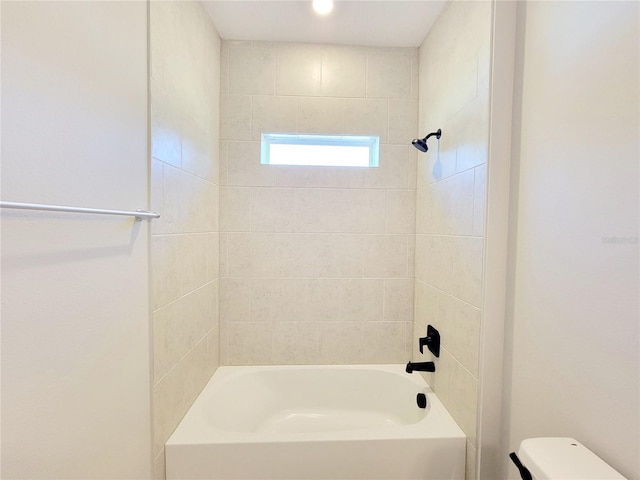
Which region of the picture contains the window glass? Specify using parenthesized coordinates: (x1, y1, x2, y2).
(261, 133, 379, 168)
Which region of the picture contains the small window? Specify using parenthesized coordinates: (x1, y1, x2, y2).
(261, 133, 379, 168)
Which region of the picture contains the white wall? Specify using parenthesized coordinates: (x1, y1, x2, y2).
(1, 2, 152, 478)
(503, 2, 639, 478)
(219, 41, 417, 365)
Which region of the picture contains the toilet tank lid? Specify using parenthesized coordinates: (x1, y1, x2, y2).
(518, 438, 626, 480)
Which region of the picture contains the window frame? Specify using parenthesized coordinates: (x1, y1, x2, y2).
(260, 133, 380, 168)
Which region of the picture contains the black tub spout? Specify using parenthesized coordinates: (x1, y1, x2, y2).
(405, 361, 435, 373)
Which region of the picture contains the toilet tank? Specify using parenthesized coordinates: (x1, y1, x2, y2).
(518, 437, 626, 480)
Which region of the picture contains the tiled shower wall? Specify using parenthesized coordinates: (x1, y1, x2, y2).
(219, 41, 418, 365)
(149, 1, 221, 478)
(412, 2, 491, 479)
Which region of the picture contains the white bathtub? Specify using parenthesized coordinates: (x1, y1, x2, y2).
(165, 364, 465, 480)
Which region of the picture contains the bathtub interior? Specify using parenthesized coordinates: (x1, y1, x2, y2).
(203, 367, 428, 433)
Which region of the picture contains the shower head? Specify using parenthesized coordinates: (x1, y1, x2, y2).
(412, 129, 442, 153)
(412, 138, 429, 152)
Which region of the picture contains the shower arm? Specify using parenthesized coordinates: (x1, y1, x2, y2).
(423, 129, 442, 142)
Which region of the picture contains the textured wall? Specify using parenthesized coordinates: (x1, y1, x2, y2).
(413, 2, 491, 479)
(503, 2, 639, 478)
(219, 41, 418, 365)
(149, 1, 221, 477)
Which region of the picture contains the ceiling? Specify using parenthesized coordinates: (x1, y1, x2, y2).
(201, 1, 448, 48)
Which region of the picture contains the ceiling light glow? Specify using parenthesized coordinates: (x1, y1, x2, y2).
(312, 0, 333, 15)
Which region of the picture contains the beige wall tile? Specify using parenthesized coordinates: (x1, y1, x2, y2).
(178, 3, 214, 125)
(431, 347, 455, 410)
(250, 187, 296, 232)
(298, 97, 344, 134)
(388, 99, 418, 145)
(411, 53, 419, 100)
(456, 91, 489, 172)
(361, 235, 409, 277)
(407, 148, 418, 190)
(227, 322, 274, 365)
(220, 44, 229, 95)
(384, 278, 414, 322)
(318, 320, 407, 364)
(414, 235, 428, 285)
(152, 333, 216, 455)
(219, 232, 228, 277)
(227, 233, 320, 278)
(272, 322, 320, 364)
(415, 235, 483, 307)
(152, 234, 209, 309)
(181, 116, 215, 182)
(364, 144, 410, 189)
(295, 279, 340, 322)
(414, 279, 438, 329)
(153, 282, 216, 383)
(276, 44, 322, 96)
(412, 2, 490, 460)
(151, 81, 182, 168)
(317, 234, 364, 278)
(416, 169, 475, 235)
(295, 189, 386, 234)
(227, 141, 273, 186)
(343, 98, 388, 142)
(407, 234, 415, 278)
(321, 47, 367, 97)
(159, 164, 217, 234)
(443, 54, 479, 122)
(317, 322, 365, 364)
(250, 279, 297, 323)
(221, 42, 420, 368)
(151, 5, 221, 470)
(222, 278, 340, 326)
(219, 140, 229, 185)
(219, 318, 229, 365)
(449, 360, 478, 445)
(220, 278, 251, 324)
(367, 52, 412, 99)
(271, 234, 321, 277)
(229, 45, 275, 95)
(220, 186, 250, 232)
(252, 95, 298, 140)
(417, 284, 481, 377)
(339, 279, 384, 322)
(220, 94, 251, 140)
(415, 127, 456, 187)
(385, 190, 416, 234)
(207, 234, 220, 281)
(362, 321, 409, 363)
(274, 165, 364, 189)
(211, 137, 221, 186)
(446, 296, 481, 378)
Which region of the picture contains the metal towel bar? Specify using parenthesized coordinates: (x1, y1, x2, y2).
(0, 201, 160, 221)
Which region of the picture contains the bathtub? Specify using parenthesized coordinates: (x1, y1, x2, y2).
(165, 364, 465, 480)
